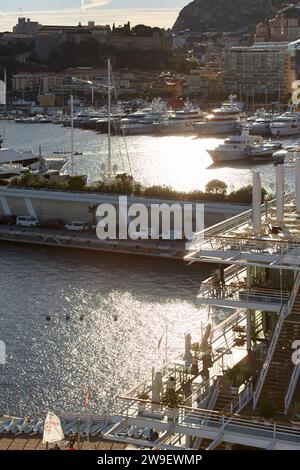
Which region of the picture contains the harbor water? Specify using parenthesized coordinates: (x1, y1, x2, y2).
(0, 121, 298, 416)
(3, 121, 299, 193)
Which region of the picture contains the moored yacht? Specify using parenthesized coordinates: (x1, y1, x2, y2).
(194, 96, 244, 136)
(270, 111, 300, 137)
(208, 132, 281, 163)
(157, 102, 205, 135)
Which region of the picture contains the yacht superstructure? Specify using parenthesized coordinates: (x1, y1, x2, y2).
(270, 111, 300, 137)
(194, 96, 244, 135)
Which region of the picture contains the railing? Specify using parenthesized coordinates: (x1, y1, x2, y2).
(222, 384, 253, 415)
(253, 272, 300, 409)
(199, 283, 290, 307)
(183, 375, 218, 408)
(284, 364, 300, 415)
(191, 192, 295, 249)
(115, 397, 300, 449)
(178, 405, 300, 448)
(253, 308, 285, 410)
(199, 236, 300, 256)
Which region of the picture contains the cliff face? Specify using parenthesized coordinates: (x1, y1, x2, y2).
(173, 0, 285, 32)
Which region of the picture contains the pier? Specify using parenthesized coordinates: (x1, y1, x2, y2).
(0, 224, 187, 260)
(0, 187, 249, 259)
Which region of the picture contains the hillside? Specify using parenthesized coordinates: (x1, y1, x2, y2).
(173, 0, 286, 32)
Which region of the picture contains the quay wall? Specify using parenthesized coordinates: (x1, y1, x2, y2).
(0, 187, 249, 228)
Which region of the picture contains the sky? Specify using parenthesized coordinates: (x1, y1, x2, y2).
(0, 0, 190, 30)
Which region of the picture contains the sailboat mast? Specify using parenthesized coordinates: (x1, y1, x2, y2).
(2, 69, 7, 143)
(70, 94, 74, 177)
(107, 58, 112, 176)
(4, 69, 7, 115)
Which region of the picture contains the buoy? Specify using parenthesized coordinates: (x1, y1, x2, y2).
(80, 314, 84, 321)
(113, 314, 118, 322)
(46, 315, 51, 321)
(66, 314, 70, 321)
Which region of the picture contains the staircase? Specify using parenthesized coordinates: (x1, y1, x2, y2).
(214, 393, 233, 412)
(258, 317, 300, 412)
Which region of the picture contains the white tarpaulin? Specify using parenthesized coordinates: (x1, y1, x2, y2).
(0, 81, 6, 106)
(42, 411, 64, 444)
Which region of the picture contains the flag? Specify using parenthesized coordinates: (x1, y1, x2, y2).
(0, 80, 6, 106)
(43, 411, 64, 445)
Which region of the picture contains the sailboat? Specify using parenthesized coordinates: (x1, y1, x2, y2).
(96, 59, 136, 185)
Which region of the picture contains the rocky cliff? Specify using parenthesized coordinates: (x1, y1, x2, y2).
(173, 0, 285, 32)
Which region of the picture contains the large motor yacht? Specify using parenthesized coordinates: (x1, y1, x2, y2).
(194, 96, 244, 135)
(157, 102, 205, 135)
(270, 111, 300, 137)
(208, 132, 281, 163)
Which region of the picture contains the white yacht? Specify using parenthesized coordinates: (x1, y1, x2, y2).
(270, 111, 300, 137)
(157, 102, 205, 135)
(243, 110, 280, 136)
(207, 132, 280, 163)
(0, 163, 29, 180)
(194, 96, 244, 135)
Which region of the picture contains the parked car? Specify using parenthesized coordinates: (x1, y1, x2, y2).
(0, 215, 17, 225)
(16, 216, 39, 227)
(65, 221, 89, 232)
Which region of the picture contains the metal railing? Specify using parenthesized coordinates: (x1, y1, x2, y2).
(115, 396, 300, 449)
(284, 364, 300, 415)
(199, 283, 290, 306)
(183, 375, 218, 408)
(253, 272, 300, 409)
(178, 405, 300, 448)
(222, 384, 253, 415)
(191, 192, 295, 249)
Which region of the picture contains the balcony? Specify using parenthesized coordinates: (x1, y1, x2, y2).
(186, 193, 300, 270)
(198, 266, 290, 312)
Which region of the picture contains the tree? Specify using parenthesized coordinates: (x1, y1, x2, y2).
(205, 179, 228, 195)
(67, 176, 87, 191)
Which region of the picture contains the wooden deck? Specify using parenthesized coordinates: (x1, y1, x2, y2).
(0, 436, 129, 451)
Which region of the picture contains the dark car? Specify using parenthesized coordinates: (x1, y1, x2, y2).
(0, 215, 17, 225)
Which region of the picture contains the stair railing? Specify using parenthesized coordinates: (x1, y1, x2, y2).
(284, 363, 300, 415)
(253, 306, 286, 409)
(253, 272, 300, 409)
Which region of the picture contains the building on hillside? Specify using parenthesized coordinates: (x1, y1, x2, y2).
(254, 4, 300, 43)
(13, 17, 39, 35)
(109, 31, 162, 50)
(183, 69, 222, 97)
(223, 42, 296, 98)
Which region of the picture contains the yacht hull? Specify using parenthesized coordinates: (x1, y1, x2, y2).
(194, 122, 239, 135)
(208, 149, 248, 162)
(270, 126, 300, 137)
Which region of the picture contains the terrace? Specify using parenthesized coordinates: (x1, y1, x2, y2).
(198, 265, 290, 312)
(186, 192, 300, 270)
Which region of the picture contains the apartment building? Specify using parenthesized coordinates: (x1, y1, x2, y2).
(223, 43, 296, 97)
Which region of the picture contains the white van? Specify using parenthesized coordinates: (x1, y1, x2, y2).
(65, 221, 89, 232)
(16, 216, 40, 227)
